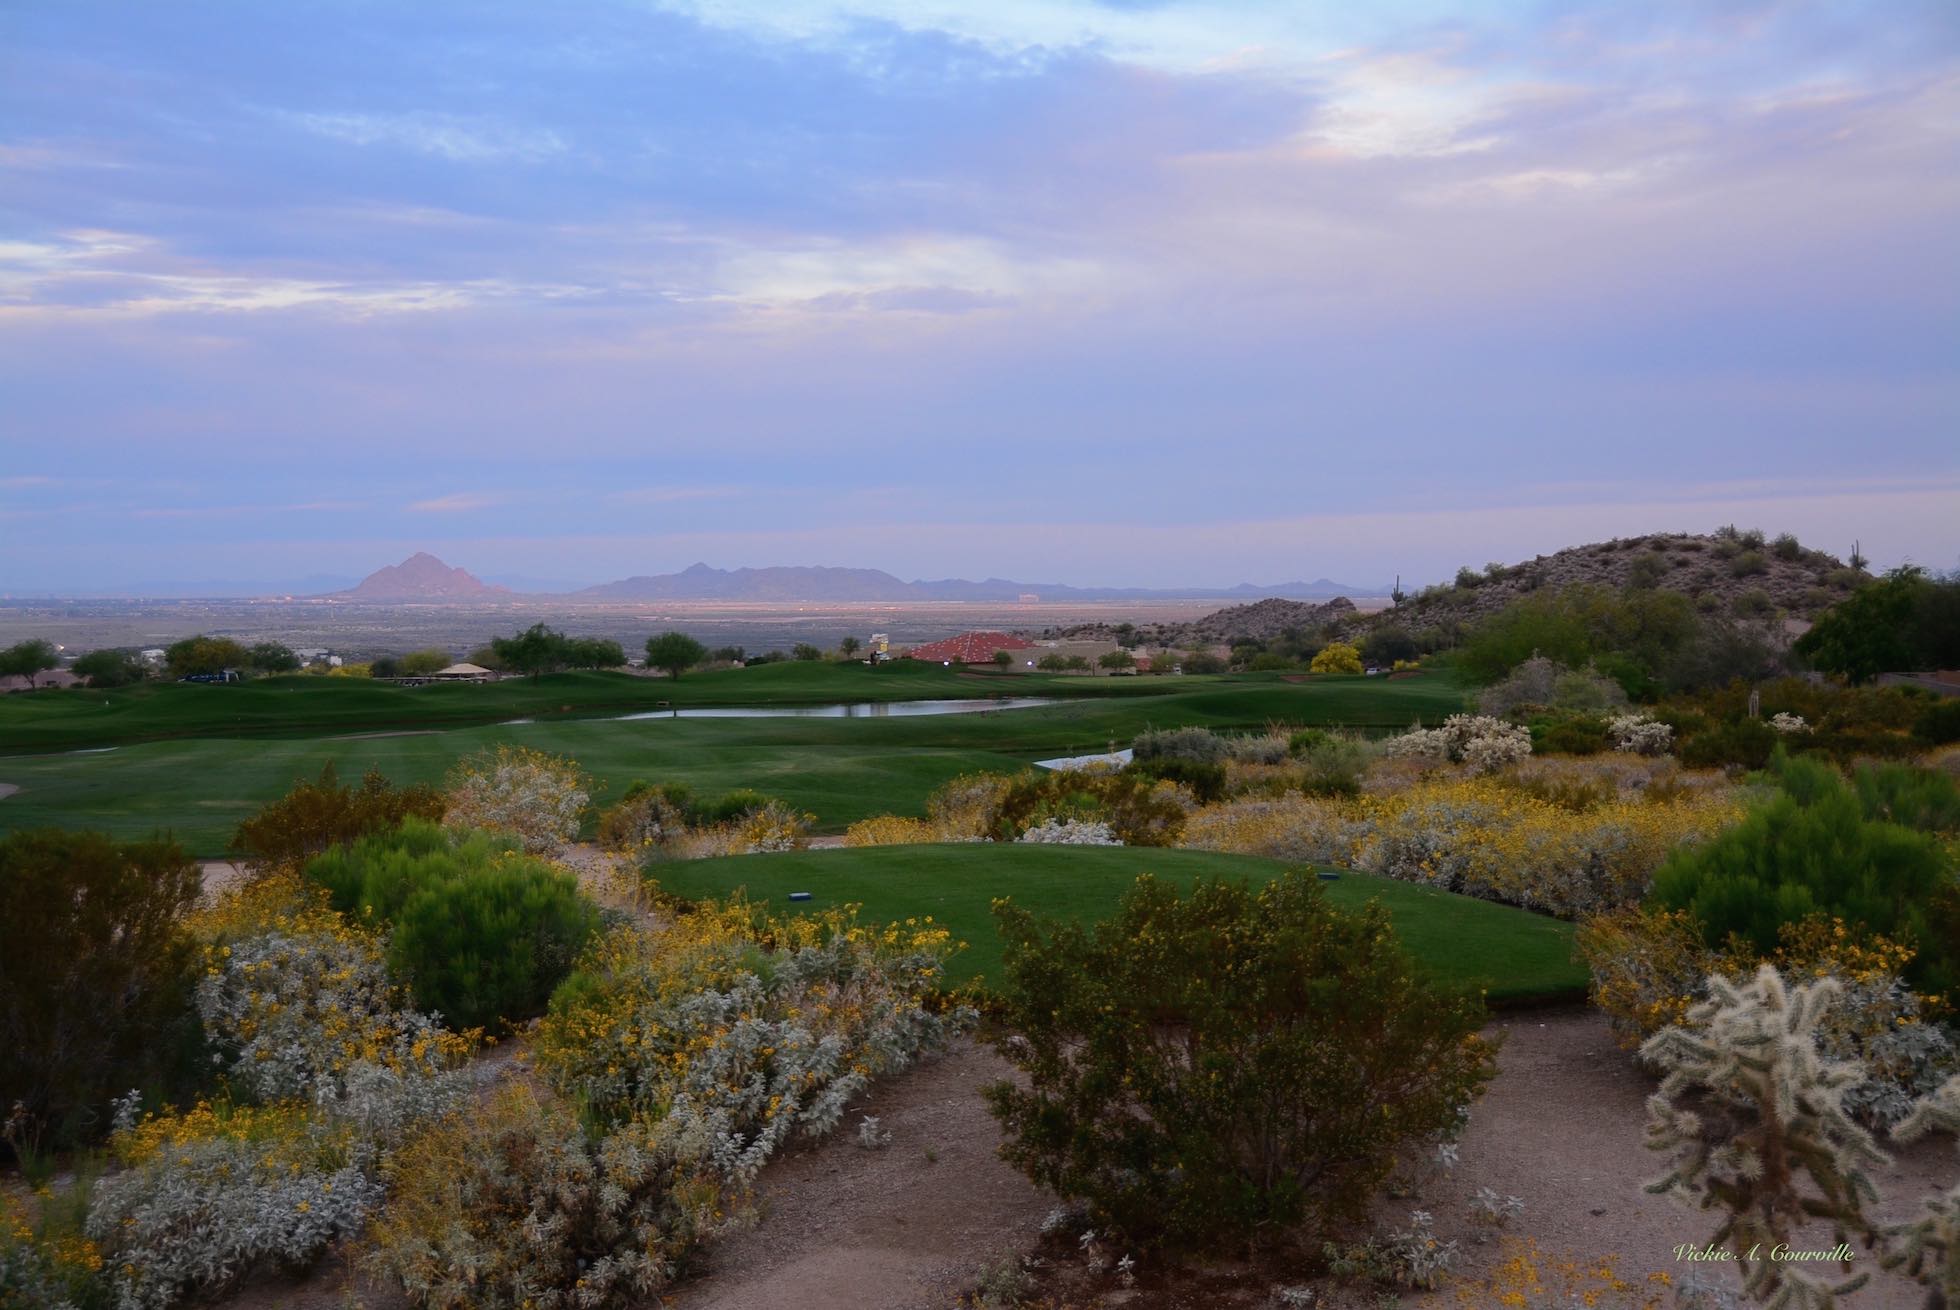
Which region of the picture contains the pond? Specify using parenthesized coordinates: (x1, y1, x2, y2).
(612, 696, 1068, 721)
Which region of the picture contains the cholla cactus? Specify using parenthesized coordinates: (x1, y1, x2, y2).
(1381, 714, 1531, 773)
(1881, 1075, 1959, 1308)
(443, 744, 590, 853)
(1641, 965, 1886, 1309)
(1769, 713, 1810, 735)
(1609, 713, 1675, 756)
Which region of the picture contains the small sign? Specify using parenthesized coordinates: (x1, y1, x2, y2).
(788, 891, 813, 901)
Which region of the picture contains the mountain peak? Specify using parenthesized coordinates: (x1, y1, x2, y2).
(334, 553, 507, 600)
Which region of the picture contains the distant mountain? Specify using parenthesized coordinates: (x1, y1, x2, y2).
(577, 562, 1382, 603)
(578, 563, 923, 602)
(334, 553, 508, 601)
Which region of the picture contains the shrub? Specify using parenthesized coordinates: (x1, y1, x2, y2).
(88, 1101, 384, 1310)
(365, 1083, 712, 1310)
(1851, 760, 1960, 833)
(1132, 726, 1226, 764)
(231, 763, 446, 872)
(1308, 642, 1363, 675)
(842, 814, 940, 846)
(984, 874, 1495, 1251)
(1127, 755, 1226, 803)
(1678, 716, 1778, 770)
(1647, 762, 1957, 1001)
(1478, 656, 1628, 718)
(0, 830, 201, 1150)
(442, 745, 590, 853)
(1531, 712, 1609, 756)
(534, 904, 966, 1151)
(992, 768, 1188, 846)
(194, 873, 476, 1119)
(306, 821, 601, 1030)
(1916, 699, 1960, 746)
(664, 798, 813, 858)
(1293, 731, 1370, 798)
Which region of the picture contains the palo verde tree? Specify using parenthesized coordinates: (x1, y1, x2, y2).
(1797, 566, 1960, 685)
(644, 631, 706, 680)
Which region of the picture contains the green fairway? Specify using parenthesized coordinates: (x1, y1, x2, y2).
(0, 677, 1464, 855)
(653, 844, 1585, 1005)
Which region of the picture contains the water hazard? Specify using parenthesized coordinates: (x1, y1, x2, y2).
(500, 697, 1069, 726)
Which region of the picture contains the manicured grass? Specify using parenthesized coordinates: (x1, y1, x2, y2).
(0, 678, 1464, 855)
(653, 844, 1586, 1006)
(0, 662, 1461, 754)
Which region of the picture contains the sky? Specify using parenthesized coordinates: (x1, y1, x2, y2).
(2, 0, 1956, 593)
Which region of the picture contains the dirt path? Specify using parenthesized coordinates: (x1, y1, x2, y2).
(1406, 1007, 1950, 1309)
(672, 1039, 1049, 1310)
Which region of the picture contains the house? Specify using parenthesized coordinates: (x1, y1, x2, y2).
(901, 631, 1038, 665)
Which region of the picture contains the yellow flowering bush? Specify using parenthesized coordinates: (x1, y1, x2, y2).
(1449, 1238, 1672, 1308)
(843, 814, 941, 846)
(1183, 770, 1743, 920)
(1, 1184, 106, 1310)
(535, 901, 967, 1157)
(366, 1083, 718, 1310)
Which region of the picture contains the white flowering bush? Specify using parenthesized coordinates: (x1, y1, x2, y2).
(1016, 818, 1121, 846)
(671, 798, 814, 858)
(87, 1116, 383, 1310)
(442, 745, 589, 854)
(1771, 711, 1811, 734)
(1608, 713, 1675, 756)
(1379, 715, 1531, 774)
(367, 1083, 716, 1310)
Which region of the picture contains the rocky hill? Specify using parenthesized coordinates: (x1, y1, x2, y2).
(1381, 530, 1864, 633)
(334, 552, 507, 601)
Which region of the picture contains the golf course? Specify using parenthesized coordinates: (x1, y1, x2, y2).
(0, 663, 1466, 854)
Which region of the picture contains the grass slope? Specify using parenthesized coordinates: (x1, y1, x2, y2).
(0, 678, 1463, 855)
(654, 844, 1585, 1005)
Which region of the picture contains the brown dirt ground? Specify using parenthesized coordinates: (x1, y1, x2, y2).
(190, 995, 1953, 1310)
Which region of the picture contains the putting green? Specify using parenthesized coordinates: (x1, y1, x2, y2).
(653, 843, 1585, 1005)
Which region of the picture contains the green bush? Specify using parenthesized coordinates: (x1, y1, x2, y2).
(231, 762, 445, 871)
(1679, 716, 1778, 769)
(1530, 712, 1610, 756)
(1849, 760, 1960, 834)
(305, 821, 600, 1029)
(0, 830, 203, 1149)
(1648, 759, 1957, 1002)
(984, 874, 1495, 1251)
(1134, 726, 1226, 764)
(1914, 698, 1960, 745)
(1127, 756, 1227, 804)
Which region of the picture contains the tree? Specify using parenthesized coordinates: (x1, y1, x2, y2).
(492, 623, 570, 681)
(1360, 626, 1418, 668)
(710, 645, 745, 664)
(1097, 649, 1134, 673)
(400, 648, 451, 676)
(1309, 641, 1364, 675)
(72, 648, 144, 688)
(645, 631, 706, 680)
(370, 656, 401, 678)
(164, 634, 248, 679)
(992, 649, 1014, 669)
(467, 645, 507, 672)
(790, 642, 823, 662)
(0, 638, 59, 687)
(564, 637, 626, 669)
(246, 641, 299, 674)
(839, 636, 861, 660)
(1795, 568, 1934, 685)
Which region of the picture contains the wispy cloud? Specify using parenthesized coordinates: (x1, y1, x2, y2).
(280, 110, 566, 162)
(407, 492, 503, 513)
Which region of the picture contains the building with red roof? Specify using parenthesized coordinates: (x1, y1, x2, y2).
(902, 631, 1038, 664)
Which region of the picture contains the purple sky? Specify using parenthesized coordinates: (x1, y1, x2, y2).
(2, 1, 1956, 592)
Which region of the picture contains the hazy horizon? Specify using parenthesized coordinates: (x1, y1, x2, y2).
(3, 2, 1955, 590)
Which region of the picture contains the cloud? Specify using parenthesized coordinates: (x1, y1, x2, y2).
(407, 492, 503, 513)
(280, 110, 567, 162)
